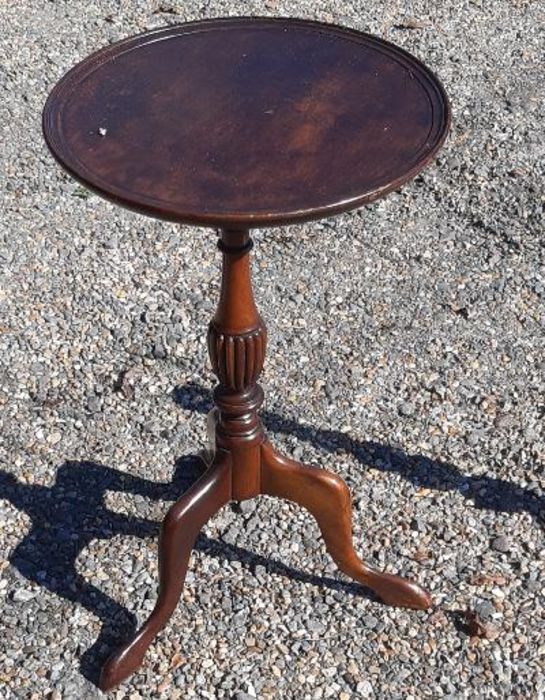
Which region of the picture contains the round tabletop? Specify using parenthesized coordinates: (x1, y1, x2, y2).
(43, 17, 450, 229)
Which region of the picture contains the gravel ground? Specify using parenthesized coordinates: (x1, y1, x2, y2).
(1, 0, 544, 698)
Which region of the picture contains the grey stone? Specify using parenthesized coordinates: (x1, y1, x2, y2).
(492, 536, 511, 553)
(12, 589, 36, 603)
(307, 619, 326, 634)
(86, 395, 101, 413)
(363, 614, 379, 630)
(399, 402, 415, 417)
(474, 600, 497, 621)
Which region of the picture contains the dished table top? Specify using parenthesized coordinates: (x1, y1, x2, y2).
(43, 17, 450, 228)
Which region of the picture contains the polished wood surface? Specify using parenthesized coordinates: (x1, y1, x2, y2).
(43, 17, 450, 228)
(98, 231, 433, 691)
(261, 440, 431, 609)
(100, 454, 231, 690)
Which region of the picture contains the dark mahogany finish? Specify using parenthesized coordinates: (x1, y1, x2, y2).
(42, 17, 450, 691)
(43, 17, 450, 229)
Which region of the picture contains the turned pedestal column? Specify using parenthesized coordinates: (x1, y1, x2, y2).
(99, 230, 432, 690)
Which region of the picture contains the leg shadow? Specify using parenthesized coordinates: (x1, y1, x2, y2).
(0, 450, 371, 688)
(0, 457, 203, 685)
(195, 532, 370, 598)
(2, 382, 540, 686)
(173, 381, 544, 527)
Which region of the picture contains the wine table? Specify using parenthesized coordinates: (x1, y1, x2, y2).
(43, 17, 450, 690)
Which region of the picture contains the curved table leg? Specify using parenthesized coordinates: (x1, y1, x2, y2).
(99, 452, 232, 691)
(260, 440, 432, 610)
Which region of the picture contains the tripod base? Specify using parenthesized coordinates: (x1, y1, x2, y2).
(100, 413, 432, 691)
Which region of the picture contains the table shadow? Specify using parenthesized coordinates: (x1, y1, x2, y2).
(0, 457, 367, 687)
(1, 381, 541, 686)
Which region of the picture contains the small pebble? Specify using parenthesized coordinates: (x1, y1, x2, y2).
(492, 536, 511, 553)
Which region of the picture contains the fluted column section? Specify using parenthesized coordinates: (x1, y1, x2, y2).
(206, 230, 267, 498)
